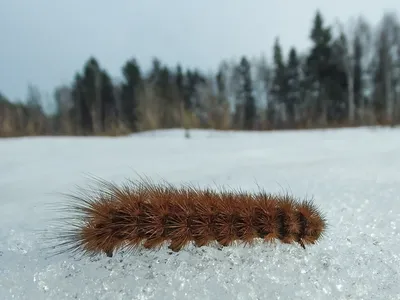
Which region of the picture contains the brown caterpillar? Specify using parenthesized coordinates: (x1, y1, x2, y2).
(48, 177, 327, 258)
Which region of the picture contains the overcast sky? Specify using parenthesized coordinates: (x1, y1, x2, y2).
(1, 0, 399, 103)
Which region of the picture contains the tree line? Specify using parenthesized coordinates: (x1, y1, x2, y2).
(2, 10, 400, 137)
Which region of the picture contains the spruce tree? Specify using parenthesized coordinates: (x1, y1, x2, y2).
(285, 47, 300, 126)
(121, 58, 142, 131)
(306, 10, 336, 122)
(81, 57, 104, 133)
(175, 64, 184, 97)
(72, 73, 92, 134)
(329, 33, 349, 122)
(238, 56, 256, 130)
(353, 36, 363, 109)
(271, 37, 287, 125)
(100, 70, 117, 129)
(216, 66, 227, 104)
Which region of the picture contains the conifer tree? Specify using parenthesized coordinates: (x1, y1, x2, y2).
(271, 37, 287, 126)
(121, 58, 142, 131)
(307, 10, 335, 122)
(285, 47, 300, 125)
(238, 56, 256, 130)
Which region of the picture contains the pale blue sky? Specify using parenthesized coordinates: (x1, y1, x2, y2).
(1, 0, 399, 103)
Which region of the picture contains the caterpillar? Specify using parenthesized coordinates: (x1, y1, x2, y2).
(48, 177, 327, 258)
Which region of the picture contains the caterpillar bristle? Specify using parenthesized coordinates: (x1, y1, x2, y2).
(46, 177, 327, 258)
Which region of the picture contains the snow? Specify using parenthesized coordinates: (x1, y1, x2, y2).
(1, 127, 400, 300)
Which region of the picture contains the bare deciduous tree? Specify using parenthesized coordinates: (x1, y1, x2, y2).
(335, 16, 370, 124)
(374, 12, 400, 123)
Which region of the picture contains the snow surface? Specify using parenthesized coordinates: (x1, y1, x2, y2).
(1, 127, 400, 300)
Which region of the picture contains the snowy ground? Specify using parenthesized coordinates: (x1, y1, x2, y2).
(1, 127, 400, 300)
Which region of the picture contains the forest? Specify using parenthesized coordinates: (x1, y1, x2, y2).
(1, 10, 400, 137)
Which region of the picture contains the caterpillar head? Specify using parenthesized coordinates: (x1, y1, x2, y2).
(297, 200, 327, 248)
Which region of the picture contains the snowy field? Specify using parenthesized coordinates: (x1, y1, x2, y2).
(1, 127, 400, 300)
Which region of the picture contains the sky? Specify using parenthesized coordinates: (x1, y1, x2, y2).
(1, 0, 399, 104)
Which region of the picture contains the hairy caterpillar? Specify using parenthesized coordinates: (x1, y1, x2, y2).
(48, 177, 327, 258)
